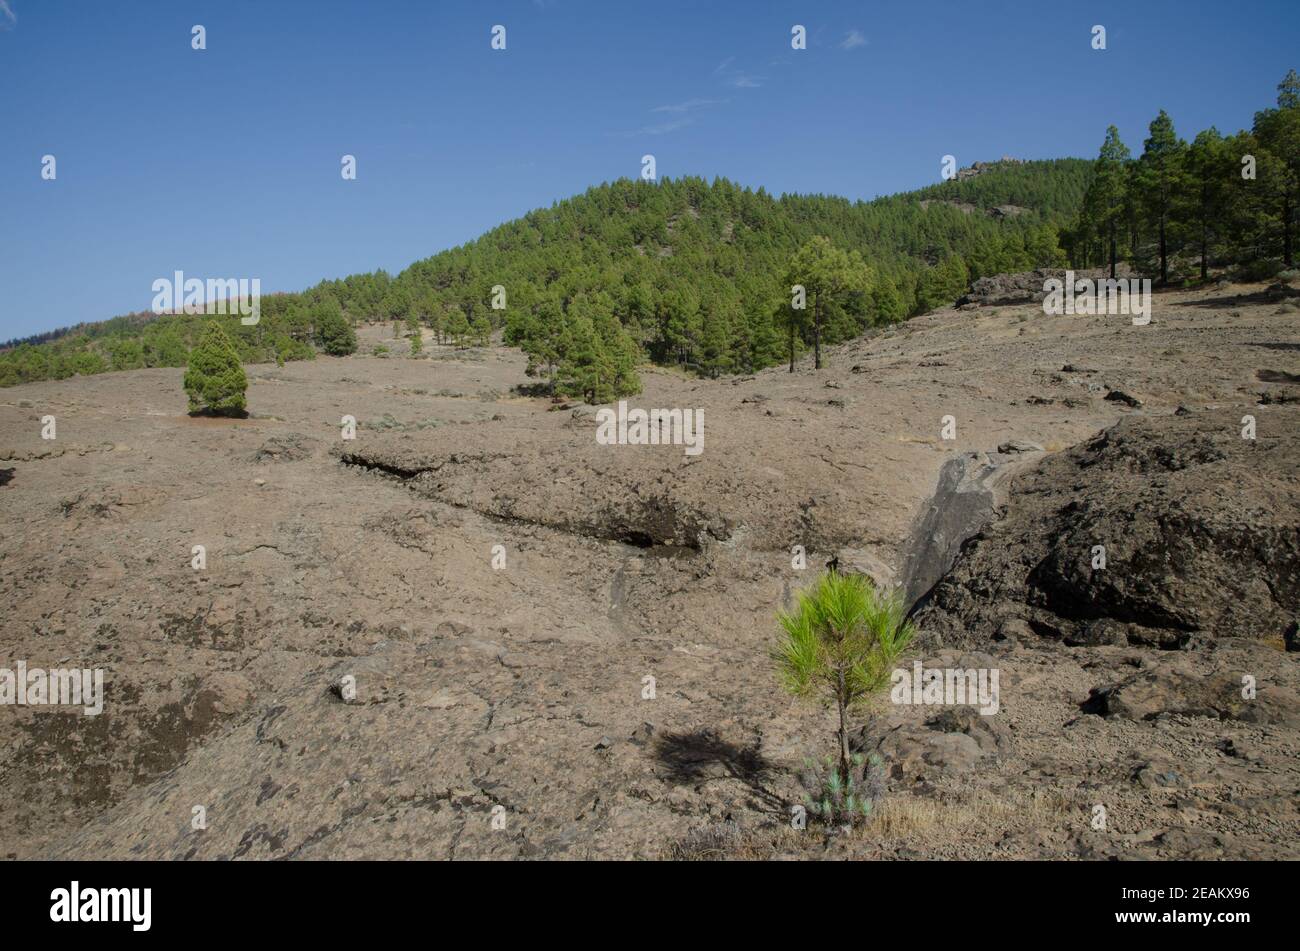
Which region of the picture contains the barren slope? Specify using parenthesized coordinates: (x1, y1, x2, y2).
(1, 284, 1296, 859)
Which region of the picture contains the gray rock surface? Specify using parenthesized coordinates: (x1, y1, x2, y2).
(2, 282, 1297, 860)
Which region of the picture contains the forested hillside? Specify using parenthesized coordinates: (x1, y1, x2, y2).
(0, 158, 1086, 391)
(5, 69, 1296, 397)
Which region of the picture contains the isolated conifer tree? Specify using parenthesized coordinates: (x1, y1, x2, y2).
(774, 571, 914, 792)
(786, 237, 869, 370)
(183, 321, 247, 416)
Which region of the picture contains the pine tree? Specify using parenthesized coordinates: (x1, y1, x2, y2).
(786, 237, 869, 370)
(1184, 128, 1230, 280)
(699, 308, 734, 378)
(313, 300, 356, 356)
(595, 312, 641, 397)
(1091, 125, 1133, 278)
(1137, 110, 1188, 283)
(782, 296, 805, 373)
(774, 572, 914, 790)
(445, 308, 471, 348)
(1253, 70, 1300, 266)
(870, 276, 903, 323)
(917, 255, 969, 312)
(183, 322, 247, 416)
(554, 315, 607, 402)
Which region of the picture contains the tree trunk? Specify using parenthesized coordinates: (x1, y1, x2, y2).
(1108, 225, 1117, 280)
(1285, 194, 1294, 268)
(1201, 220, 1208, 282)
(788, 312, 795, 372)
(836, 669, 850, 785)
(1159, 215, 1168, 284)
(813, 296, 822, 371)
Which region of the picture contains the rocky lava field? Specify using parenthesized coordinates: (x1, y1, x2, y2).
(1, 282, 1297, 860)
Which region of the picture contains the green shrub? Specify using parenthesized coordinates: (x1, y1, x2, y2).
(274, 334, 315, 363)
(799, 752, 886, 827)
(1235, 258, 1284, 283)
(774, 571, 914, 798)
(183, 322, 247, 416)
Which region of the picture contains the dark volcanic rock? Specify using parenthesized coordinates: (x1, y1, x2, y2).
(913, 409, 1300, 649)
(956, 266, 1136, 308)
(1103, 389, 1143, 408)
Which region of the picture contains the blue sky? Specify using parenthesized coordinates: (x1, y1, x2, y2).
(2, 0, 1296, 340)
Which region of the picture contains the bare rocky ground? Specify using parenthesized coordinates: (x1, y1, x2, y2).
(1, 284, 1296, 860)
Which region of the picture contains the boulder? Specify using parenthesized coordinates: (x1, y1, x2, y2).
(914, 409, 1300, 648)
(956, 266, 1136, 307)
(1084, 652, 1300, 729)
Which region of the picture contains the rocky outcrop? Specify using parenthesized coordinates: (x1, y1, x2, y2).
(916, 201, 1032, 221)
(913, 408, 1300, 649)
(898, 446, 1044, 612)
(955, 158, 1025, 181)
(956, 266, 1136, 308)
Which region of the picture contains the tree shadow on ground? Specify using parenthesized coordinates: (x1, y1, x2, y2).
(186, 408, 250, 420)
(510, 381, 553, 398)
(653, 728, 786, 814)
(1244, 342, 1300, 352)
(1185, 289, 1295, 310)
(0, 468, 12, 487)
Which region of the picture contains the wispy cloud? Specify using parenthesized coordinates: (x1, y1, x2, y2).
(713, 56, 763, 89)
(651, 98, 727, 114)
(0, 1, 16, 29)
(840, 30, 866, 50)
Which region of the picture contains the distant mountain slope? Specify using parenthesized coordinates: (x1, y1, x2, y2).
(1, 159, 1091, 387)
